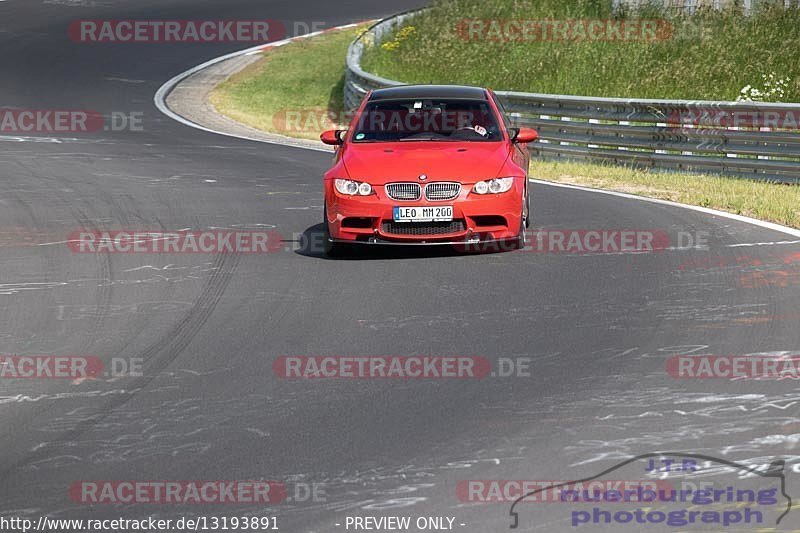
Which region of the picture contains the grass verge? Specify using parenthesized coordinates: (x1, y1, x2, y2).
(209, 21, 800, 228)
(535, 161, 800, 227)
(209, 25, 365, 140)
(361, 0, 800, 102)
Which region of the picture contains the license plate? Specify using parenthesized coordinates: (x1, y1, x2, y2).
(393, 206, 453, 223)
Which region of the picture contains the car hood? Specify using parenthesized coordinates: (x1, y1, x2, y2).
(342, 142, 510, 185)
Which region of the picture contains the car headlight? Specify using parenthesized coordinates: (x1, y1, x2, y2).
(472, 177, 515, 195)
(335, 179, 373, 196)
(358, 182, 373, 196)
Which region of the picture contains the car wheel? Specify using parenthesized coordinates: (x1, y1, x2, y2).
(507, 191, 527, 251)
(511, 219, 526, 251)
(502, 216, 527, 252)
(524, 184, 531, 229)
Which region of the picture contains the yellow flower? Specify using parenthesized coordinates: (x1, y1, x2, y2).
(397, 26, 417, 40)
(380, 25, 416, 53)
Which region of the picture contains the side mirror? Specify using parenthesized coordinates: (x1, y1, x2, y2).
(512, 127, 538, 144)
(321, 130, 345, 146)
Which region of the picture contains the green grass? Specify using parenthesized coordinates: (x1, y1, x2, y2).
(210, 19, 800, 229)
(534, 161, 800, 227)
(209, 25, 366, 140)
(361, 0, 800, 101)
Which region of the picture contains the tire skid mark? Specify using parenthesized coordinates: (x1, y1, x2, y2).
(69, 207, 114, 357)
(0, 251, 241, 478)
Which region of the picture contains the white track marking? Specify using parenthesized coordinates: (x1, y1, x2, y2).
(154, 22, 369, 152)
(727, 240, 800, 248)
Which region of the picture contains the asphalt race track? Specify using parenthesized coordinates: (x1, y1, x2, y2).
(2, 1, 800, 532)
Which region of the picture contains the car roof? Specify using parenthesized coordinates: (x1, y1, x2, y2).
(369, 85, 488, 102)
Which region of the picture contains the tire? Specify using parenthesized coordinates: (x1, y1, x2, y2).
(507, 221, 526, 251)
(506, 189, 528, 251)
(524, 184, 531, 229)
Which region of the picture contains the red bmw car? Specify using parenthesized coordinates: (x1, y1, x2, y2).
(320, 85, 538, 255)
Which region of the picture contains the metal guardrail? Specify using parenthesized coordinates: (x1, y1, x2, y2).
(345, 11, 800, 183)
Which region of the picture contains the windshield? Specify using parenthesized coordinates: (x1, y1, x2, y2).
(351, 98, 503, 142)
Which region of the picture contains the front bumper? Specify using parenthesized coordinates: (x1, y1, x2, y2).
(327, 235, 516, 246)
(325, 183, 523, 244)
